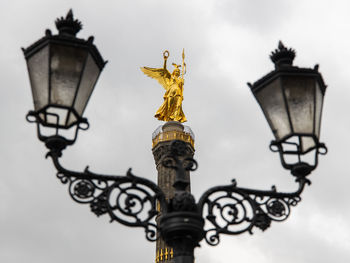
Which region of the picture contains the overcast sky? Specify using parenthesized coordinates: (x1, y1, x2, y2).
(1, 0, 350, 262)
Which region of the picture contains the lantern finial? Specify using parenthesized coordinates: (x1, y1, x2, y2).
(270, 41, 296, 69)
(55, 9, 82, 36)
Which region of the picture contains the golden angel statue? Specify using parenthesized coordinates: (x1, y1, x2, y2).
(141, 49, 187, 123)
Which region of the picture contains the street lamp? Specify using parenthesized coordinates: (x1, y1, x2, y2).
(248, 41, 327, 176)
(23, 11, 327, 263)
(23, 9, 107, 148)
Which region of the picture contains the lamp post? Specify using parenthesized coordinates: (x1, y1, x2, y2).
(23, 11, 327, 263)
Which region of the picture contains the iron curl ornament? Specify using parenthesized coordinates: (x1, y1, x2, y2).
(46, 139, 168, 242)
(197, 177, 308, 246)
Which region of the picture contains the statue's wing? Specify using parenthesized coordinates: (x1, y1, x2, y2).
(141, 67, 170, 90)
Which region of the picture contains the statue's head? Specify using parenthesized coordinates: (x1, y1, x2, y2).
(172, 63, 181, 77)
(173, 68, 180, 77)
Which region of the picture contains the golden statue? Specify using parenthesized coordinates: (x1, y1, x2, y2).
(141, 49, 187, 123)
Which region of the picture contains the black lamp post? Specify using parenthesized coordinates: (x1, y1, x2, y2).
(23, 11, 327, 263)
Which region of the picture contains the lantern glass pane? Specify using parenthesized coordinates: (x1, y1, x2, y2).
(66, 112, 77, 126)
(50, 44, 87, 108)
(283, 76, 315, 134)
(255, 78, 291, 140)
(315, 82, 324, 138)
(67, 53, 100, 125)
(301, 136, 316, 153)
(27, 45, 49, 111)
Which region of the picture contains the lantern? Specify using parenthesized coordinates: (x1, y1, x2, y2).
(249, 42, 327, 173)
(23, 10, 106, 129)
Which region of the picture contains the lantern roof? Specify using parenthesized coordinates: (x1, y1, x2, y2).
(55, 9, 82, 36)
(249, 41, 327, 95)
(270, 41, 296, 68)
(22, 10, 107, 70)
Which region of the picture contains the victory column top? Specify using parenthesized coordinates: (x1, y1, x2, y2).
(141, 50, 195, 149)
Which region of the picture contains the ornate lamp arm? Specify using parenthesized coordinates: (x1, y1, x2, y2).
(197, 176, 310, 246)
(44, 136, 167, 242)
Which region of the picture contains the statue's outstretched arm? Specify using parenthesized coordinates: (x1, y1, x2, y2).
(140, 50, 171, 90)
(163, 50, 169, 70)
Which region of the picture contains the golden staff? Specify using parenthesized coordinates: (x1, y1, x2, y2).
(181, 48, 186, 78)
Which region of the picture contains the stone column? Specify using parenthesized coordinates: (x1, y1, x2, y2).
(152, 121, 195, 263)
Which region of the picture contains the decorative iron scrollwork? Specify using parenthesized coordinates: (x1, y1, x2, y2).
(198, 178, 308, 246)
(48, 147, 167, 242)
(39, 136, 312, 247)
